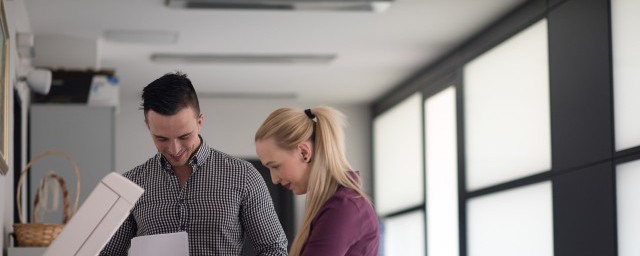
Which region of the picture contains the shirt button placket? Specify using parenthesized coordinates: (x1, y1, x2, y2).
(179, 165, 196, 232)
(178, 187, 187, 231)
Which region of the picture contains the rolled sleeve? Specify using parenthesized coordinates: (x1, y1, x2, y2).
(241, 164, 288, 256)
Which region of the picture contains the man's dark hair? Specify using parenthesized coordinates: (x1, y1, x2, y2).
(141, 72, 200, 117)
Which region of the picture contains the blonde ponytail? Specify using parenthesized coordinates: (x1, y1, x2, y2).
(255, 107, 370, 256)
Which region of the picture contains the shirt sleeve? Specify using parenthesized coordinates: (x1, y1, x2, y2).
(301, 196, 362, 256)
(241, 163, 288, 256)
(99, 213, 137, 256)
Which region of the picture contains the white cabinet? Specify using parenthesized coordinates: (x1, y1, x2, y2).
(28, 104, 115, 223)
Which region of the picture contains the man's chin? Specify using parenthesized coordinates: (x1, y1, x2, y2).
(166, 158, 188, 168)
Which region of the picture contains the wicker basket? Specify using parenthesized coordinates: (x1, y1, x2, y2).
(13, 150, 80, 247)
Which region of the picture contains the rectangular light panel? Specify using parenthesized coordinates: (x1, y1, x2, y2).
(612, 0, 640, 151)
(467, 181, 554, 256)
(616, 159, 640, 256)
(373, 93, 423, 215)
(463, 19, 551, 190)
(383, 211, 425, 256)
(425, 87, 459, 256)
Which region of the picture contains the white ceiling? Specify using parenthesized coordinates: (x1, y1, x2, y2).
(24, 0, 526, 104)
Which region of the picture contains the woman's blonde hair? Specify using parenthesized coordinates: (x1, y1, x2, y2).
(255, 106, 370, 256)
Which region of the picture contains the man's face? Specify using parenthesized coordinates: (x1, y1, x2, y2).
(146, 107, 203, 168)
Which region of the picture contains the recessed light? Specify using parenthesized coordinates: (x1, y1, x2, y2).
(166, 0, 393, 13)
(103, 30, 179, 45)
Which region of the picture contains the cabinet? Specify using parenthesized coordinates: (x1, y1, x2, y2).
(28, 104, 115, 223)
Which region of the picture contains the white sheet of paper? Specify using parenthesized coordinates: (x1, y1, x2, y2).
(128, 231, 189, 256)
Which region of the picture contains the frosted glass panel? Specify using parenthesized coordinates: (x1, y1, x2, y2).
(616, 159, 640, 256)
(612, 0, 640, 151)
(467, 181, 554, 256)
(424, 87, 459, 256)
(383, 211, 425, 256)
(374, 93, 423, 215)
(463, 19, 551, 190)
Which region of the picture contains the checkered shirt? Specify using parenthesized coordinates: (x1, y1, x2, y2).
(99, 139, 288, 255)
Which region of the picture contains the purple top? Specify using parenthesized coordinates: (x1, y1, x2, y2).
(300, 184, 379, 256)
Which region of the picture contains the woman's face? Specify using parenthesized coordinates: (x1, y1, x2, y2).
(256, 137, 312, 195)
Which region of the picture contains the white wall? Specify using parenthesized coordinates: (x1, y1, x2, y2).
(2, 0, 33, 251)
(115, 92, 372, 231)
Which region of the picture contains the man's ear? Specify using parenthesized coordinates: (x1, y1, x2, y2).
(197, 113, 204, 126)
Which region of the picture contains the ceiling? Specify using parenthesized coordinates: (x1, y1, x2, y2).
(23, 0, 526, 104)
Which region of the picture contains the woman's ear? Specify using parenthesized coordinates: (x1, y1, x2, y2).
(298, 141, 313, 163)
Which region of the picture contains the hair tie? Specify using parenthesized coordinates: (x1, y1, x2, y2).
(304, 109, 316, 121)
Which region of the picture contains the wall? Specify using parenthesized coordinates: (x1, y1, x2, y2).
(2, 0, 33, 251)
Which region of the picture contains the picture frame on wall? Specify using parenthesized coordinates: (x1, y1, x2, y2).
(0, 0, 10, 175)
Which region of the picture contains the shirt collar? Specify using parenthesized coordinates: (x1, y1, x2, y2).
(156, 135, 210, 172)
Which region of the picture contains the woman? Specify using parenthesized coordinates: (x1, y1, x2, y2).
(255, 107, 379, 256)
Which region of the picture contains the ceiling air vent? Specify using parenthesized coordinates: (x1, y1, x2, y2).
(166, 0, 392, 12)
(150, 53, 336, 65)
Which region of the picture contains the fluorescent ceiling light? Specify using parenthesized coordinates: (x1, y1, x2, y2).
(166, 0, 393, 13)
(103, 30, 179, 45)
(199, 92, 298, 99)
(150, 53, 336, 64)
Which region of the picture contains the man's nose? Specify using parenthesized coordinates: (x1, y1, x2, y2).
(169, 140, 180, 155)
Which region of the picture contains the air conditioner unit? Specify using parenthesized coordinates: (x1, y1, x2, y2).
(32, 70, 119, 106)
(166, 0, 392, 12)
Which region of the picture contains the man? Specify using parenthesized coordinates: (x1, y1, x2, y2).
(100, 72, 288, 255)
